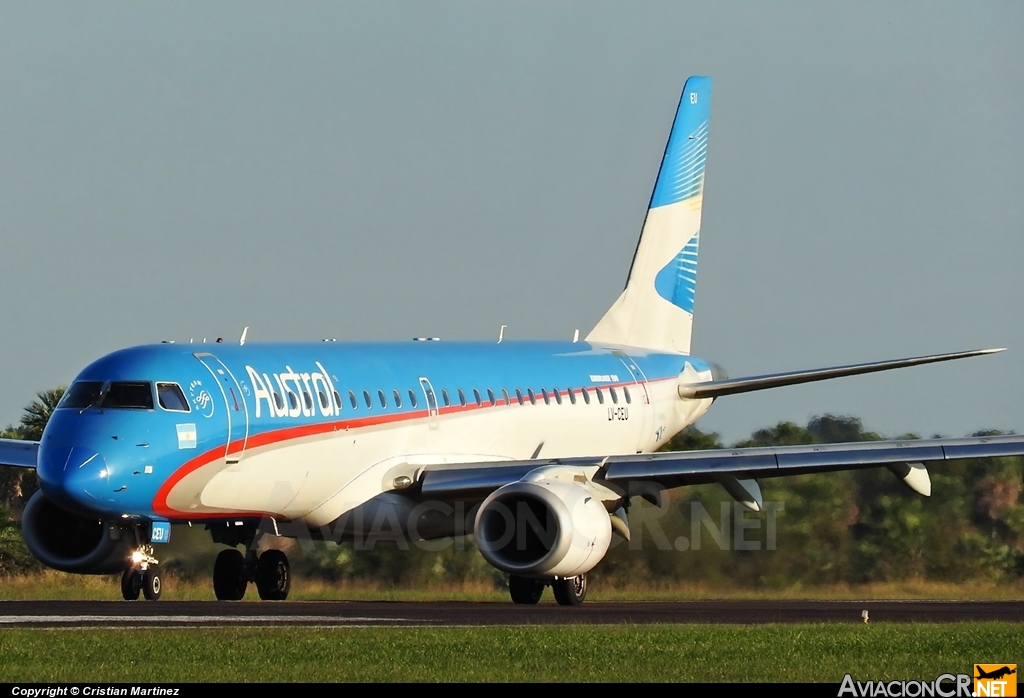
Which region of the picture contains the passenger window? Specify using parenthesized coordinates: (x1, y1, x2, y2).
(515, 388, 524, 406)
(458, 389, 467, 407)
(541, 388, 550, 405)
(318, 391, 329, 411)
(303, 391, 314, 410)
(473, 388, 482, 407)
(527, 388, 536, 405)
(363, 390, 372, 409)
(567, 387, 576, 405)
(582, 387, 591, 405)
(349, 390, 358, 410)
(596, 388, 605, 404)
(441, 389, 451, 407)
(393, 390, 403, 408)
(610, 387, 618, 404)
(333, 390, 342, 410)
(288, 391, 299, 411)
(157, 383, 190, 412)
(623, 387, 631, 404)
(553, 388, 562, 405)
(273, 391, 284, 411)
(487, 388, 496, 406)
(102, 382, 154, 410)
(378, 390, 387, 409)
(502, 388, 511, 405)
(408, 389, 418, 408)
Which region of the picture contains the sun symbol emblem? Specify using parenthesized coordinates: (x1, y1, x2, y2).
(188, 379, 216, 419)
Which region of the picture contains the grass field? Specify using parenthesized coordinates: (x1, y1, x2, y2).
(0, 624, 1017, 682)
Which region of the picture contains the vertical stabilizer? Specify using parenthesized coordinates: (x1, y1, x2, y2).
(587, 76, 711, 354)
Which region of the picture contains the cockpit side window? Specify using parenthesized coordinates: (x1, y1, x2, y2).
(101, 382, 154, 410)
(58, 382, 104, 409)
(157, 383, 190, 412)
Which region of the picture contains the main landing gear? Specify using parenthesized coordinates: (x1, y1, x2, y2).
(508, 574, 587, 606)
(120, 545, 163, 601)
(206, 521, 291, 601)
(212, 547, 291, 601)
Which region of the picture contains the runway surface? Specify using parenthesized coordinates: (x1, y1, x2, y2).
(1, 600, 1022, 627)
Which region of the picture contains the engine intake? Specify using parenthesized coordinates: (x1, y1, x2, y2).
(474, 476, 612, 578)
(21, 491, 134, 574)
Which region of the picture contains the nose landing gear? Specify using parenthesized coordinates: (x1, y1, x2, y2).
(120, 545, 162, 601)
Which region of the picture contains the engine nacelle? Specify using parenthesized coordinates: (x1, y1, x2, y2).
(21, 491, 134, 574)
(474, 475, 613, 578)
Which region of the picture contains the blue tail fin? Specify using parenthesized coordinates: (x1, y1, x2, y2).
(587, 76, 711, 353)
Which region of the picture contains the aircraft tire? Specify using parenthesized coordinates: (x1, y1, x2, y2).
(255, 549, 291, 601)
(508, 575, 544, 604)
(120, 568, 141, 601)
(551, 575, 587, 606)
(213, 549, 247, 601)
(142, 564, 163, 601)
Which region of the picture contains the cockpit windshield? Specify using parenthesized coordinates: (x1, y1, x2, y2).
(101, 382, 154, 410)
(58, 381, 104, 409)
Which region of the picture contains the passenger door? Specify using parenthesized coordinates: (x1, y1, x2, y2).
(194, 353, 249, 464)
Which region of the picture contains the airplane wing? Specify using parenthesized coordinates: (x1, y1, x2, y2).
(397, 433, 1024, 510)
(0, 438, 39, 469)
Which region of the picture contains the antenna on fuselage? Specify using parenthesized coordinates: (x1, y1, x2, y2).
(240, 326, 249, 346)
(573, 329, 579, 343)
(497, 325, 506, 344)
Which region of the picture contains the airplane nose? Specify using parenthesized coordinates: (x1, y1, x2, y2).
(37, 442, 110, 514)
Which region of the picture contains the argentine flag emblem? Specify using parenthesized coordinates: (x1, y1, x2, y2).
(176, 423, 197, 449)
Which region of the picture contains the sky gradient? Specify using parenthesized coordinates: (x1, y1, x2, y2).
(1, 3, 1021, 444)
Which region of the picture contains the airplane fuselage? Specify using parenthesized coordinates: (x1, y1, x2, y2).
(39, 340, 716, 530)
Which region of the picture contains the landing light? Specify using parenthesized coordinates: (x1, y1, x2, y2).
(131, 551, 145, 564)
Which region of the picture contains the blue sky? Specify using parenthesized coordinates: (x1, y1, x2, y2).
(1, 3, 1021, 443)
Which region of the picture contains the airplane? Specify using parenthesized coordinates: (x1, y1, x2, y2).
(975, 667, 1017, 681)
(1, 75, 1023, 605)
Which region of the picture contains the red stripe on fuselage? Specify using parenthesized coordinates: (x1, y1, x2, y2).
(151, 376, 673, 519)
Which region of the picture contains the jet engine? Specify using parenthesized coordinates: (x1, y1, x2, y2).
(473, 468, 614, 578)
(21, 491, 134, 574)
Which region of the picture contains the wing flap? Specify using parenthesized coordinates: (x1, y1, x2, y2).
(0, 438, 39, 469)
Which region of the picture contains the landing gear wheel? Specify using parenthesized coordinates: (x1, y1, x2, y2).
(552, 575, 587, 606)
(142, 564, 163, 601)
(255, 549, 291, 601)
(213, 548, 247, 601)
(121, 568, 141, 601)
(508, 575, 545, 604)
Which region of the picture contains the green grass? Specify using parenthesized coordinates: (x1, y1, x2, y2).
(0, 624, 1017, 682)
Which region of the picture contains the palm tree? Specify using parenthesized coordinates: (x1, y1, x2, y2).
(19, 387, 66, 441)
(0, 387, 64, 519)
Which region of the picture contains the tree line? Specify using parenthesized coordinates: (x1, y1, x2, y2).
(1, 388, 1021, 587)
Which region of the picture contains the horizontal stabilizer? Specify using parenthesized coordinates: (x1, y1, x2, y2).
(677, 348, 1004, 399)
(0, 438, 39, 469)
